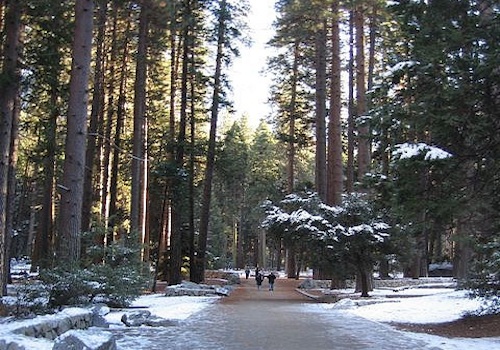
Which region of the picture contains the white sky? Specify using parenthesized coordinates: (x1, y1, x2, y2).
(228, 0, 276, 129)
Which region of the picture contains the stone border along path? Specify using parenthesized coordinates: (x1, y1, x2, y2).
(113, 276, 439, 350)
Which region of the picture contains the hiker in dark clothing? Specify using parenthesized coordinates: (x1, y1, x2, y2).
(267, 272, 276, 291)
(255, 273, 264, 290)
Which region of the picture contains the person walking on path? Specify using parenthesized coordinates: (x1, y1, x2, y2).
(267, 272, 276, 291)
(245, 267, 250, 279)
(255, 272, 263, 290)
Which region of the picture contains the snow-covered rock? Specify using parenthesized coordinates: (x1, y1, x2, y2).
(53, 329, 116, 350)
(0, 307, 112, 350)
(204, 270, 241, 284)
(164, 281, 232, 297)
(120, 310, 176, 327)
(90, 305, 110, 328)
(3, 308, 93, 340)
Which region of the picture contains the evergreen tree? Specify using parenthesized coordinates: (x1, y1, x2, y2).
(371, 0, 500, 280)
(0, 0, 23, 295)
(195, 0, 249, 283)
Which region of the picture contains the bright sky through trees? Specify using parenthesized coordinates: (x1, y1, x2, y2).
(229, 0, 276, 128)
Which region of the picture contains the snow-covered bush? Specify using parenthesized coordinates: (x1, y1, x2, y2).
(38, 263, 147, 309)
(462, 238, 500, 315)
(262, 191, 390, 295)
(12, 234, 150, 313)
(9, 281, 51, 316)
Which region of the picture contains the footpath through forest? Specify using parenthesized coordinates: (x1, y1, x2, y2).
(113, 276, 438, 350)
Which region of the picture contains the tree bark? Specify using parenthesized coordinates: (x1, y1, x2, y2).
(58, 0, 94, 264)
(327, 3, 343, 207)
(315, 21, 327, 201)
(0, 0, 22, 295)
(195, 0, 227, 283)
(285, 40, 300, 279)
(168, 0, 191, 285)
(355, 5, 370, 179)
(346, 9, 355, 192)
(0, 0, 23, 294)
(108, 6, 131, 239)
(101, 3, 119, 243)
(131, 2, 149, 257)
(82, 0, 107, 238)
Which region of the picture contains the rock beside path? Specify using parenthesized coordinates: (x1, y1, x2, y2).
(53, 329, 116, 350)
(164, 281, 232, 297)
(120, 310, 177, 327)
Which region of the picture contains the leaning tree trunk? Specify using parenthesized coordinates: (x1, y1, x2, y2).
(195, 0, 227, 283)
(58, 0, 94, 264)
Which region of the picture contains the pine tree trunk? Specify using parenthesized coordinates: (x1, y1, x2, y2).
(315, 21, 327, 201)
(327, 2, 343, 207)
(196, 0, 227, 283)
(285, 40, 300, 279)
(0, 0, 22, 296)
(32, 88, 58, 270)
(188, 74, 197, 280)
(168, 1, 191, 285)
(82, 0, 107, 238)
(4, 83, 19, 287)
(160, 10, 179, 282)
(108, 7, 131, 238)
(346, 9, 355, 192)
(355, 6, 370, 179)
(58, 0, 94, 264)
(131, 3, 148, 254)
(101, 3, 119, 241)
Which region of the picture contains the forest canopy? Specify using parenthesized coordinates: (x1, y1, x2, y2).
(0, 0, 499, 308)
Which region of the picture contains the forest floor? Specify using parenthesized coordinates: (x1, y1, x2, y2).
(260, 277, 500, 339)
(391, 313, 500, 338)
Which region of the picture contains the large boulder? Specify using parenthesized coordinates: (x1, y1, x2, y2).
(53, 329, 116, 350)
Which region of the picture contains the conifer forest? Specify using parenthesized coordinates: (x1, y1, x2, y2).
(0, 0, 499, 304)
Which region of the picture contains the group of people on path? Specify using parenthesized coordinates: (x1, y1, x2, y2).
(246, 267, 276, 291)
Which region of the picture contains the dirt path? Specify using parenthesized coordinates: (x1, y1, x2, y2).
(222, 275, 314, 303)
(114, 277, 436, 349)
(176, 277, 431, 349)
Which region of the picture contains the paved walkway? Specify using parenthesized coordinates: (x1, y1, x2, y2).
(114, 277, 439, 350)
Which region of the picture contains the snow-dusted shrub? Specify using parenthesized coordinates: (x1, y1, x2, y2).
(462, 238, 500, 315)
(38, 263, 148, 309)
(9, 282, 51, 316)
(262, 191, 390, 296)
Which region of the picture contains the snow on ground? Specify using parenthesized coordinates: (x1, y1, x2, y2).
(329, 288, 479, 324)
(104, 294, 219, 325)
(315, 286, 500, 350)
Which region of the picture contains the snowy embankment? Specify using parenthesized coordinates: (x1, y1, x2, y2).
(0, 307, 94, 350)
(346, 289, 500, 350)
